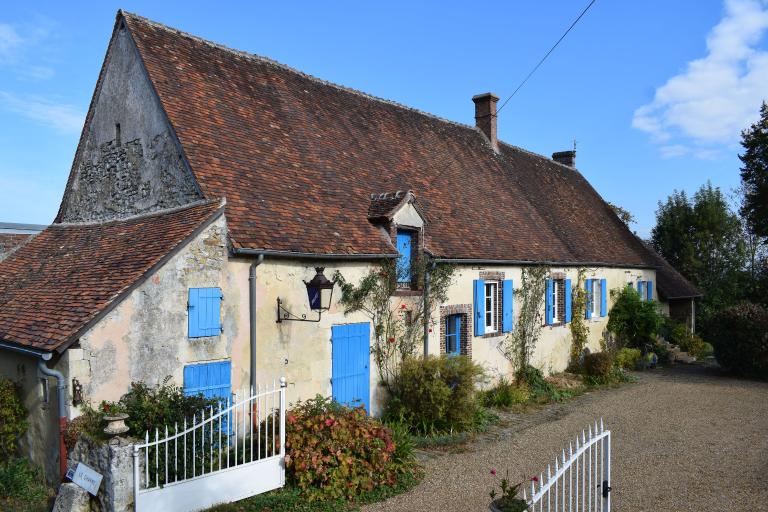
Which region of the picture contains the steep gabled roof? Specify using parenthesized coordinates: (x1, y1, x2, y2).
(0, 201, 223, 352)
(643, 244, 703, 300)
(120, 12, 657, 267)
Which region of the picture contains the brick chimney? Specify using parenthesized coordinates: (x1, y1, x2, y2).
(472, 93, 499, 152)
(552, 150, 576, 168)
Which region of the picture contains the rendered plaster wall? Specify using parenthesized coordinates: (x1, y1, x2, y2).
(71, 216, 238, 410)
(427, 265, 658, 383)
(58, 23, 200, 223)
(0, 351, 62, 483)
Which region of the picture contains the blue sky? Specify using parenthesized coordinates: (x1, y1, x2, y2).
(1, 1, 767, 237)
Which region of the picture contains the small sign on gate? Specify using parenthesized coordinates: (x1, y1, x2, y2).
(66, 462, 103, 496)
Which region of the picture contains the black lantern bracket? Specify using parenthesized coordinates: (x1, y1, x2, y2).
(276, 267, 335, 323)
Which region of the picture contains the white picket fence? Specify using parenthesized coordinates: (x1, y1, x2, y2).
(524, 420, 611, 512)
(132, 378, 287, 512)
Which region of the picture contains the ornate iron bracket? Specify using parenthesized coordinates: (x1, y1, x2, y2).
(276, 297, 322, 323)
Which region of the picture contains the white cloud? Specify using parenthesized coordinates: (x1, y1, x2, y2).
(633, 0, 768, 157)
(0, 23, 23, 61)
(0, 92, 84, 134)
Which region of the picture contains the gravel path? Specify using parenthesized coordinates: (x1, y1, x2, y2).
(363, 366, 768, 512)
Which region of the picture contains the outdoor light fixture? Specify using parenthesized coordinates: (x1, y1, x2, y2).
(276, 267, 335, 323)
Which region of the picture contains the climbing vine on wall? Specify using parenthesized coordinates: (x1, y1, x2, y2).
(333, 259, 455, 389)
(499, 265, 549, 382)
(569, 268, 590, 365)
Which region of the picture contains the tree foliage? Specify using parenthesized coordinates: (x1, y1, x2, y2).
(739, 101, 768, 240)
(333, 259, 455, 389)
(606, 286, 663, 349)
(607, 202, 636, 227)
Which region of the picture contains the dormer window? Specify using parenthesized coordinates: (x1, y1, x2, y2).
(396, 229, 415, 287)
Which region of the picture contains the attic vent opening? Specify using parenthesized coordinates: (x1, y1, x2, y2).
(115, 123, 121, 147)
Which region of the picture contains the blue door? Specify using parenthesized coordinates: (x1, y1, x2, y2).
(445, 314, 461, 355)
(396, 231, 413, 284)
(332, 323, 371, 412)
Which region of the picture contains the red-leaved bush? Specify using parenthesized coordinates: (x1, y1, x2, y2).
(285, 395, 408, 501)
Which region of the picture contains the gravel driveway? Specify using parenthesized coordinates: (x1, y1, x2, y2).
(363, 366, 768, 512)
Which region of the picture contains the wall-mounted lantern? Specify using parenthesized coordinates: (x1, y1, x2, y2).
(277, 267, 335, 323)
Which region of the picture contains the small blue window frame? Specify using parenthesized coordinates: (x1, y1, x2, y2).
(445, 314, 462, 356)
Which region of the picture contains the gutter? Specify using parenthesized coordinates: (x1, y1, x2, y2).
(430, 258, 655, 270)
(0, 341, 68, 480)
(249, 254, 265, 393)
(232, 247, 399, 261)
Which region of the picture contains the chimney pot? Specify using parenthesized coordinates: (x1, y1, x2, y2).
(552, 150, 576, 168)
(472, 93, 499, 152)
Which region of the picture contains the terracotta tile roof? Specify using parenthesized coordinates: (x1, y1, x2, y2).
(367, 191, 410, 221)
(0, 201, 223, 352)
(0, 234, 34, 259)
(643, 243, 702, 300)
(116, 12, 656, 266)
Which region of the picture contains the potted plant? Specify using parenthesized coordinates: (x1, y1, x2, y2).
(488, 469, 530, 512)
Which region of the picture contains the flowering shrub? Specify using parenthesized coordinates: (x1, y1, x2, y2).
(488, 469, 530, 511)
(615, 348, 642, 370)
(669, 324, 708, 359)
(285, 395, 410, 501)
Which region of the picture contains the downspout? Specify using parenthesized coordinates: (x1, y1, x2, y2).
(249, 254, 265, 393)
(37, 354, 67, 481)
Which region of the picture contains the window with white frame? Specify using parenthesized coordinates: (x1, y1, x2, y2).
(484, 281, 498, 333)
(590, 279, 601, 318)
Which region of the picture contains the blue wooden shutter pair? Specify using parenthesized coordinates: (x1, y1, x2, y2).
(502, 280, 514, 332)
(585, 279, 593, 320)
(188, 287, 223, 338)
(183, 360, 232, 400)
(564, 279, 572, 323)
(473, 279, 485, 336)
(545, 279, 554, 325)
(636, 280, 644, 299)
(600, 278, 608, 317)
(646, 280, 653, 301)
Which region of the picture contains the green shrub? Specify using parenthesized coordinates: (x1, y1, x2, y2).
(0, 379, 27, 460)
(669, 324, 708, 359)
(480, 377, 531, 408)
(0, 458, 50, 509)
(607, 286, 664, 349)
(615, 348, 642, 370)
(584, 352, 613, 377)
(285, 395, 408, 501)
(706, 303, 768, 379)
(385, 355, 484, 435)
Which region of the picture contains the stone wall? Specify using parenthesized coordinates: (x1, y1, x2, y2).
(58, 22, 200, 223)
(66, 436, 136, 512)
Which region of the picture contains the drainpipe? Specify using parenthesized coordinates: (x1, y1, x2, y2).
(37, 354, 68, 481)
(249, 254, 265, 393)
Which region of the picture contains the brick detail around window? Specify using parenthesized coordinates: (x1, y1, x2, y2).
(439, 304, 472, 357)
(479, 271, 505, 338)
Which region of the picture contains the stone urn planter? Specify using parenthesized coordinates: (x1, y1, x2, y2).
(103, 413, 130, 437)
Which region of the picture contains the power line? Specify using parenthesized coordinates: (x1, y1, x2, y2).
(496, 0, 598, 115)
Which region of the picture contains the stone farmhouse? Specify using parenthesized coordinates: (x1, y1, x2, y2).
(0, 11, 699, 482)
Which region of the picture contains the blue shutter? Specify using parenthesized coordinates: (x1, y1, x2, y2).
(183, 361, 232, 400)
(474, 279, 485, 336)
(502, 279, 513, 332)
(188, 287, 223, 338)
(545, 279, 553, 326)
(637, 281, 643, 297)
(646, 280, 653, 301)
(396, 231, 413, 284)
(564, 279, 572, 323)
(600, 278, 608, 317)
(585, 279, 593, 320)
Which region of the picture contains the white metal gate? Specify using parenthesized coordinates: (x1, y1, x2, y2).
(133, 378, 287, 512)
(525, 420, 611, 512)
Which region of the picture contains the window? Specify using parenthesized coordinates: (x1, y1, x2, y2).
(395, 230, 414, 287)
(188, 287, 223, 337)
(445, 314, 462, 355)
(546, 278, 570, 325)
(484, 281, 498, 333)
(589, 279, 601, 318)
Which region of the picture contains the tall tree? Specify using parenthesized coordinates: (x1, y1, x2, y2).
(740, 102, 768, 240)
(651, 190, 697, 279)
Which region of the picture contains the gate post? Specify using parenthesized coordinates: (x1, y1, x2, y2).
(601, 431, 611, 512)
(279, 377, 287, 486)
(132, 444, 140, 512)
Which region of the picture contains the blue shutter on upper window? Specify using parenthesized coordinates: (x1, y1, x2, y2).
(646, 280, 653, 301)
(585, 279, 593, 320)
(564, 279, 572, 323)
(473, 279, 485, 336)
(545, 279, 553, 326)
(600, 278, 608, 317)
(502, 279, 513, 332)
(188, 287, 223, 338)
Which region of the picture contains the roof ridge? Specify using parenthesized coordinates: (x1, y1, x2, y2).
(120, 10, 566, 167)
(51, 198, 224, 228)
